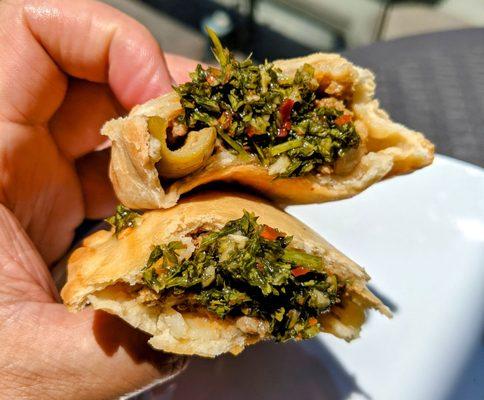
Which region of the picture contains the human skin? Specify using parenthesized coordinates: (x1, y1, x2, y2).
(0, 0, 200, 398)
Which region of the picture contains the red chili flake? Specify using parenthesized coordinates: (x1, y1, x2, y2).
(308, 317, 318, 326)
(260, 225, 284, 241)
(279, 98, 295, 122)
(277, 99, 295, 138)
(334, 114, 352, 126)
(291, 266, 310, 277)
(277, 121, 292, 138)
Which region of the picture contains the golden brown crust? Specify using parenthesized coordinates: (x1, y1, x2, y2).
(102, 53, 434, 209)
(61, 191, 390, 357)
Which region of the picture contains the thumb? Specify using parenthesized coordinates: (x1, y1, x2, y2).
(0, 204, 186, 399)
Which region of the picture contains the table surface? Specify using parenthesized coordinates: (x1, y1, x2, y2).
(344, 28, 484, 168)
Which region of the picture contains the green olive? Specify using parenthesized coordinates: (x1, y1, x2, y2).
(147, 116, 216, 179)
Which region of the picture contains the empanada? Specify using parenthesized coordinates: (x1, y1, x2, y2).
(103, 32, 433, 209)
(61, 192, 390, 357)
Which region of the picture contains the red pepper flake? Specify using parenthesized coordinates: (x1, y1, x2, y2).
(277, 99, 295, 138)
(291, 266, 310, 277)
(277, 121, 292, 138)
(334, 114, 352, 126)
(279, 98, 295, 121)
(260, 225, 283, 241)
(308, 317, 318, 326)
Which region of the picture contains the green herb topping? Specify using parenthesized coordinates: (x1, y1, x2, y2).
(106, 205, 140, 235)
(173, 28, 360, 177)
(142, 211, 341, 341)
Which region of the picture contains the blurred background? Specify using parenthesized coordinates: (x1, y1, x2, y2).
(101, 0, 484, 62)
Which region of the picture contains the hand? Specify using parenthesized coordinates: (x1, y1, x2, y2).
(0, 0, 199, 398)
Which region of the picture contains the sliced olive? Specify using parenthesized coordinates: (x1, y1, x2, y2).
(147, 116, 216, 179)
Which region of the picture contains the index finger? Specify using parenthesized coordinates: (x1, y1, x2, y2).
(0, 0, 173, 125)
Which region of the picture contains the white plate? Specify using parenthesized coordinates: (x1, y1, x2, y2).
(151, 155, 484, 400)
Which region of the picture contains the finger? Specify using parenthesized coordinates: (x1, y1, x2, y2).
(0, 122, 84, 264)
(24, 0, 173, 109)
(49, 79, 122, 160)
(0, 204, 57, 303)
(0, 207, 185, 399)
(76, 149, 118, 219)
(0, 0, 66, 125)
(165, 53, 204, 84)
(0, 0, 172, 126)
(1, 303, 186, 400)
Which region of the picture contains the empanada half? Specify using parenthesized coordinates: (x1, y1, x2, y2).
(61, 192, 390, 357)
(103, 50, 433, 209)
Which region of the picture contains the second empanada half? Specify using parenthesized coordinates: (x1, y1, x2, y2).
(61, 192, 390, 358)
(104, 31, 433, 209)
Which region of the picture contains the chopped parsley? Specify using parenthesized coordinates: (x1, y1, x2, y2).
(173, 28, 360, 177)
(105, 205, 140, 235)
(142, 211, 341, 341)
